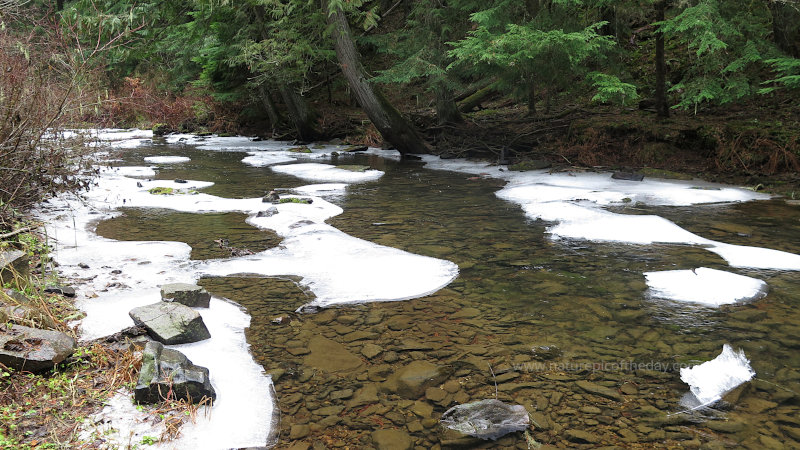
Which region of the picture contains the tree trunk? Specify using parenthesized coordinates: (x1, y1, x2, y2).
(258, 85, 283, 130)
(527, 81, 537, 116)
(654, 0, 669, 118)
(278, 84, 320, 141)
(769, 1, 800, 57)
(323, 1, 430, 154)
(458, 81, 499, 113)
(434, 84, 463, 125)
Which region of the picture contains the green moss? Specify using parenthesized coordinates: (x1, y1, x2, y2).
(279, 197, 313, 204)
(289, 146, 312, 153)
(335, 165, 370, 172)
(148, 187, 174, 195)
(508, 160, 551, 171)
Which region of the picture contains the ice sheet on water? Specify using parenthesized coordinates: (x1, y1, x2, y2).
(37, 190, 275, 448)
(644, 267, 768, 306)
(680, 344, 755, 405)
(292, 183, 348, 195)
(169, 297, 277, 449)
(241, 152, 296, 166)
(200, 225, 459, 309)
(101, 165, 157, 177)
(144, 156, 191, 164)
(421, 155, 800, 270)
(271, 162, 384, 182)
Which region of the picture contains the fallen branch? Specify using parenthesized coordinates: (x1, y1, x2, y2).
(0, 223, 39, 240)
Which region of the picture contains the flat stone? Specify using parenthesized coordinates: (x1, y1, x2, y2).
(450, 307, 481, 319)
(440, 399, 529, 440)
(383, 360, 449, 399)
(565, 429, 600, 443)
(0, 250, 28, 288)
(706, 420, 746, 433)
(386, 316, 414, 331)
(315, 405, 344, 416)
(425, 387, 447, 402)
(304, 336, 363, 373)
(330, 389, 353, 400)
(134, 341, 215, 403)
(575, 380, 622, 401)
(410, 400, 434, 418)
(44, 285, 75, 297)
(0, 324, 76, 372)
(290, 424, 311, 439)
(348, 383, 379, 407)
(160, 283, 211, 308)
(371, 429, 412, 450)
(361, 343, 383, 359)
(129, 302, 211, 345)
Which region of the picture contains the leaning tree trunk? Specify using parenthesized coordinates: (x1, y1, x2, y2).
(654, 0, 669, 118)
(323, 1, 430, 154)
(258, 85, 283, 130)
(769, 1, 800, 57)
(278, 83, 320, 141)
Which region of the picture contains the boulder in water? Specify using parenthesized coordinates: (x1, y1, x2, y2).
(134, 341, 216, 403)
(129, 302, 211, 344)
(440, 399, 530, 440)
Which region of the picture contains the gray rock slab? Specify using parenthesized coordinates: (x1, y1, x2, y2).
(160, 283, 211, 308)
(129, 302, 211, 345)
(134, 341, 216, 403)
(0, 250, 28, 288)
(383, 360, 449, 399)
(0, 324, 76, 372)
(439, 398, 530, 440)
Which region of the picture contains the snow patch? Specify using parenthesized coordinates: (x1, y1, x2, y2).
(644, 267, 768, 306)
(144, 156, 191, 164)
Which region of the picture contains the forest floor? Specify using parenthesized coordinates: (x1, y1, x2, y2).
(305, 91, 800, 197)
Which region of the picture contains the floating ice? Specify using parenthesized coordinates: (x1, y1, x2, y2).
(200, 226, 460, 309)
(680, 344, 755, 405)
(644, 267, 768, 306)
(101, 166, 157, 177)
(144, 156, 191, 164)
(241, 152, 295, 167)
(292, 183, 348, 195)
(420, 155, 800, 271)
(37, 186, 276, 448)
(271, 162, 384, 183)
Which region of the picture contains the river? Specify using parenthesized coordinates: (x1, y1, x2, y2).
(46, 130, 800, 448)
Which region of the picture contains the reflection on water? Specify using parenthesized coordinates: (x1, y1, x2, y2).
(98, 140, 800, 448)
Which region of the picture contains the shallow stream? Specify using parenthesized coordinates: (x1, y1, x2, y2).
(94, 137, 800, 449)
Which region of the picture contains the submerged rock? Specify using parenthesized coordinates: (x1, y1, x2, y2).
(0, 324, 76, 372)
(371, 429, 413, 450)
(383, 360, 449, 399)
(439, 399, 530, 440)
(160, 283, 211, 308)
(303, 336, 363, 373)
(134, 341, 216, 403)
(129, 302, 211, 344)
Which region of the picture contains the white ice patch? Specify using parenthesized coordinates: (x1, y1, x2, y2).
(680, 344, 755, 405)
(144, 156, 191, 164)
(292, 183, 348, 195)
(168, 298, 277, 449)
(101, 166, 157, 178)
(200, 226, 459, 309)
(420, 155, 800, 271)
(271, 162, 384, 183)
(37, 190, 275, 448)
(644, 268, 768, 306)
(241, 152, 295, 167)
